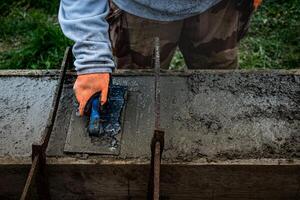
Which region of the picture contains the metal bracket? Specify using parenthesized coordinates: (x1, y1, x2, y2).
(148, 130, 165, 200)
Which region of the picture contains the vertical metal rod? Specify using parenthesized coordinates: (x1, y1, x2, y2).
(148, 130, 164, 200)
(153, 37, 161, 200)
(20, 156, 39, 200)
(148, 37, 164, 200)
(154, 37, 161, 130)
(20, 47, 72, 200)
(153, 142, 161, 200)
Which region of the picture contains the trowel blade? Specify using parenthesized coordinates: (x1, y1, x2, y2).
(63, 86, 127, 155)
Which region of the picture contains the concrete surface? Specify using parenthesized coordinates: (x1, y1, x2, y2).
(0, 70, 299, 160)
(63, 108, 122, 155)
(0, 76, 58, 157)
(63, 85, 127, 155)
(47, 71, 300, 162)
(1, 70, 300, 200)
(162, 72, 300, 162)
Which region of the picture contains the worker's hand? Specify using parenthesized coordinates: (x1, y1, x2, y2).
(253, 0, 262, 10)
(74, 73, 110, 116)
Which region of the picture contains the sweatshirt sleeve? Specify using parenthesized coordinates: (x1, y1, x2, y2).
(59, 0, 115, 74)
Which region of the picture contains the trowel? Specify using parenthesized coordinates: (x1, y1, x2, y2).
(64, 83, 127, 155)
(85, 85, 127, 137)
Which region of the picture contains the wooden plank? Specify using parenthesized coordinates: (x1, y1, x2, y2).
(153, 142, 161, 200)
(46, 164, 300, 200)
(0, 165, 31, 200)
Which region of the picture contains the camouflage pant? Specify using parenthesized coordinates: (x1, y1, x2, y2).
(108, 0, 254, 69)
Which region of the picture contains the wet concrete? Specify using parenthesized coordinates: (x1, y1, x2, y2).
(47, 71, 300, 162)
(162, 72, 300, 162)
(1, 69, 299, 200)
(64, 109, 122, 155)
(0, 76, 58, 157)
(47, 77, 74, 156)
(63, 86, 127, 155)
(47, 76, 155, 158)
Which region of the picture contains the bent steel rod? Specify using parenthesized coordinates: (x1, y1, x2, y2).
(148, 37, 165, 200)
(20, 47, 72, 200)
(149, 130, 165, 200)
(154, 37, 161, 130)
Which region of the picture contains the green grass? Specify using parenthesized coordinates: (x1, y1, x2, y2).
(0, 0, 59, 15)
(0, 1, 71, 69)
(171, 0, 300, 69)
(239, 0, 300, 69)
(0, 0, 299, 70)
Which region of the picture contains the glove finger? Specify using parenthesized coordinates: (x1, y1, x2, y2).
(74, 87, 90, 116)
(78, 102, 85, 116)
(100, 86, 108, 105)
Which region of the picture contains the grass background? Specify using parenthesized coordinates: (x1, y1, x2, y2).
(0, 0, 299, 70)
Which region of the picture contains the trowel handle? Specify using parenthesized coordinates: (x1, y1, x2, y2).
(88, 96, 101, 136)
(91, 96, 101, 120)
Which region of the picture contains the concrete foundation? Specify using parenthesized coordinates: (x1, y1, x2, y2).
(0, 70, 300, 199)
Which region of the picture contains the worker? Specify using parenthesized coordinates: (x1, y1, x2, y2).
(59, 0, 262, 116)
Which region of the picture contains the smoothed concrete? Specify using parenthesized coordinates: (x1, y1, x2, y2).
(47, 71, 300, 162)
(64, 109, 122, 155)
(0, 76, 58, 157)
(1, 71, 299, 160)
(162, 72, 300, 161)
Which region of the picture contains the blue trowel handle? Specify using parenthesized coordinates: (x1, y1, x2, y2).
(88, 96, 101, 136)
(91, 97, 100, 119)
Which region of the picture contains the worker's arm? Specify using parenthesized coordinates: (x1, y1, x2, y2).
(59, 0, 114, 74)
(59, 0, 113, 115)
